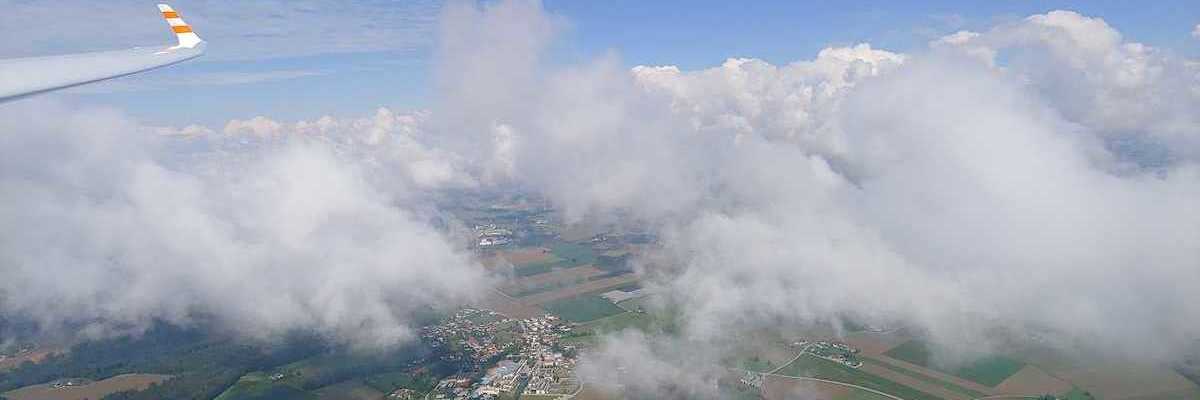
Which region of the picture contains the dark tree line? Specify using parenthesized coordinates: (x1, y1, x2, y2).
(0, 323, 327, 400)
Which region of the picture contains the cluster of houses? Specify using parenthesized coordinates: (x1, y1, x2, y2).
(474, 224, 514, 248)
(49, 379, 89, 389)
(422, 308, 512, 368)
(422, 310, 581, 400)
(387, 387, 420, 399)
(792, 340, 863, 368)
(514, 316, 579, 396)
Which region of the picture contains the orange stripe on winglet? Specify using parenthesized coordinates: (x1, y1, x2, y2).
(172, 25, 193, 33)
(162, 11, 179, 18)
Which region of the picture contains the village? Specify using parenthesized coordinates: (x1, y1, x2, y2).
(791, 340, 863, 368)
(419, 308, 581, 400)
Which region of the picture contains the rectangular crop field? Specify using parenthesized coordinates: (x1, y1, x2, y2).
(542, 295, 626, 322)
(779, 354, 943, 400)
(549, 241, 597, 266)
(883, 340, 1024, 387)
(4, 374, 171, 400)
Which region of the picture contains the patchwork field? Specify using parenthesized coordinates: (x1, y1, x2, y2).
(214, 372, 313, 400)
(500, 265, 605, 297)
(778, 354, 942, 400)
(3, 373, 171, 400)
(762, 376, 896, 400)
(883, 340, 1024, 387)
(1052, 363, 1200, 400)
(548, 241, 597, 266)
(312, 380, 385, 400)
(479, 290, 544, 319)
(520, 274, 638, 306)
(572, 385, 620, 400)
(843, 332, 910, 356)
(498, 247, 556, 265)
(0, 347, 59, 372)
(857, 359, 980, 400)
(991, 365, 1072, 395)
(542, 295, 626, 322)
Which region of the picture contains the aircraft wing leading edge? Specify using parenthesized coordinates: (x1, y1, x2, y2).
(0, 4, 206, 103)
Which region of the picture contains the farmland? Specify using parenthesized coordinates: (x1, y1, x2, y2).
(311, 380, 385, 400)
(500, 265, 605, 297)
(3, 374, 170, 400)
(519, 273, 639, 306)
(212, 372, 313, 400)
(883, 340, 1024, 387)
(542, 295, 626, 322)
(761, 376, 897, 400)
(777, 354, 943, 400)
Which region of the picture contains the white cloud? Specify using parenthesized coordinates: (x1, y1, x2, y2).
(4, 1, 1200, 394)
(0, 100, 489, 347)
(1193, 24, 1200, 39)
(215, 109, 477, 191)
(423, 4, 1200, 394)
(934, 11, 1200, 161)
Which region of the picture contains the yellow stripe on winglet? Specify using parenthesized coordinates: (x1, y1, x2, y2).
(162, 11, 180, 18)
(172, 25, 192, 33)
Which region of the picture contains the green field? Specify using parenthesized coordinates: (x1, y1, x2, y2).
(883, 340, 1024, 387)
(733, 356, 777, 372)
(507, 243, 597, 278)
(779, 354, 942, 400)
(214, 373, 314, 400)
(312, 380, 385, 400)
(362, 370, 436, 394)
(549, 241, 597, 266)
(1060, 387, 1096, 400)
(836, 388, 899, 400)
(504, 275, 593, 298)
(862, 358, 985, 398)
(514, 263, 554, 277)
(580, 311, 653, 333)
(542, 295, 626, 322)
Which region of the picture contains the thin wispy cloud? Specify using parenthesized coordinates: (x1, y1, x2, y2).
(0, 0, 442, 61)
(68, 69, 327, 93)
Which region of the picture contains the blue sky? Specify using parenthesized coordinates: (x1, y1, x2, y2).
(3, 0, 1197, 126)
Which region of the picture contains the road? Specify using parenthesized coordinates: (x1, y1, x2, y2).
(753, 371, 908, 400)
(768, 351, 804, 375)
(739, 348, 905, 400)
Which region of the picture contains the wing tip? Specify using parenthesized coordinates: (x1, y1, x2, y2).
(157, 4, 204, 49)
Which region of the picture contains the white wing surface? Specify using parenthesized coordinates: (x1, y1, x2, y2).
(0, 4, 205, 103)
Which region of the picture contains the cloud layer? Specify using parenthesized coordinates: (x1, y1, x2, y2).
(0, 100, 488, 347)
(2, 1, 1199, 396)
(423, 2, 1200, 395)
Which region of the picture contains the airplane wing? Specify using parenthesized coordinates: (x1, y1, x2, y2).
(0, 4, 206, 103)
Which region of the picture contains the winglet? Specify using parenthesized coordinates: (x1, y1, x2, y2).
(158, 4, 203, 49)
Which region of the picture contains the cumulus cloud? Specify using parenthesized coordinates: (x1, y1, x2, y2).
(4, 1, 1200, 396)
(934, 11, 1200, 162)
(424, 2, 1200, 395)
(0, 100, 489, 347)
